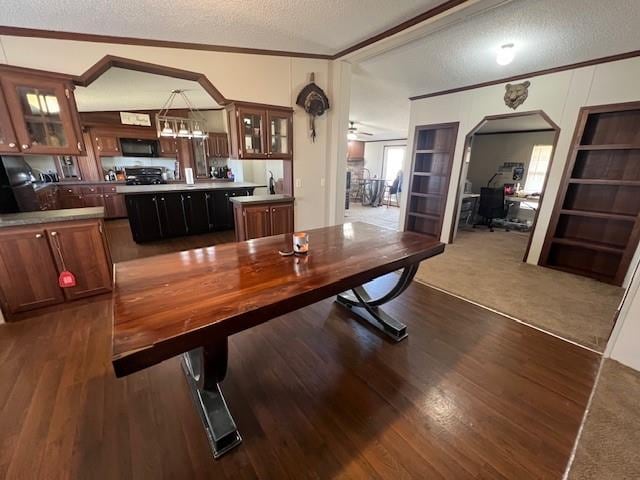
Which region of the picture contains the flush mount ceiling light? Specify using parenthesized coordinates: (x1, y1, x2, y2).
(347, 131, 358, 141)
(496, 43, 515, 66)
(156, 89, 209, 139)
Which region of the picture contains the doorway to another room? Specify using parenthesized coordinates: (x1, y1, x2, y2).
(412, 112, 626, 352)
(345, 140, 406, 231)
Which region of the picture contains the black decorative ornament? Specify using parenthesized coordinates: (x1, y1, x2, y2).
(296, 73, 330, 142)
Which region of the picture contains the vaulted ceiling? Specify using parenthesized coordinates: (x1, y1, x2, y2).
(1, 0, 444, 55)
(349, 0, 640, 140)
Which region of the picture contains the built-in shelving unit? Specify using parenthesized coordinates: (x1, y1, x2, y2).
(405, 123, 458, 238)
(541, 101, 640, 285)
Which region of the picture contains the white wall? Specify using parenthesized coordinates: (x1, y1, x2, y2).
(0, 35, 351, 232)
(466, 131, 556, 193)
(404, 56, 640, 275)
(363, 139, 407, 179)
(606, 262, 640, 371)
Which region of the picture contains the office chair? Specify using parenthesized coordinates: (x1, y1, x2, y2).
(473, 187, 509, 232)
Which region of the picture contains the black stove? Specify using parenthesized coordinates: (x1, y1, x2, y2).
(125, 167, 167, 185)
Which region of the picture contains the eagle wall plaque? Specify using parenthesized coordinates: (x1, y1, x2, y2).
(296, 73, 330, 142)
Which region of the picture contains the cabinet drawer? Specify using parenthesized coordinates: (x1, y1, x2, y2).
(59, 186, 82, 196)
(80, 185, 100, 194)
(101, 185, 119, 194)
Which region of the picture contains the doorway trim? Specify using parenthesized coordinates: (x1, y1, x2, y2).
(448, 109, 561, 262)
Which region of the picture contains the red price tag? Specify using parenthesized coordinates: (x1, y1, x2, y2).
(58, 270, 76, 288)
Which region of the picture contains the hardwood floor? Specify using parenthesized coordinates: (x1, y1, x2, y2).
(104, 218, 236, 263)
(0, 273, 599, 479)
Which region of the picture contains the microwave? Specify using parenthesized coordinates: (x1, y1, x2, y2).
(120, 138, 160, 157)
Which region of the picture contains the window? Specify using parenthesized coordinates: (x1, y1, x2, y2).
(524, 145, 553, 194)
(383, 146, 406, 181)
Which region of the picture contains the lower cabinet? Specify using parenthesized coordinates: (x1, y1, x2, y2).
(232, 199, 295, 241)
(0, 219, 112, 318)
(103, 193, 127, 218)
(125, 188, 254, 243)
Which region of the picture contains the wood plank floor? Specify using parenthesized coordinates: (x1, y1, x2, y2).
(0, 274, 599, 479)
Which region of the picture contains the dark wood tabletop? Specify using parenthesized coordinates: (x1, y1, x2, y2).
(112, 222, 444, 377)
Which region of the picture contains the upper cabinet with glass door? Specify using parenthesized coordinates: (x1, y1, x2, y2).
(267, 110, 293, 160)
(0, 87, 19, 154)
(0, 71, 84, 155)
(226, 102, 293, 160)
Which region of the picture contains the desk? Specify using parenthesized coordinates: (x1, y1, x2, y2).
(112, 222, 444, 458)
(506, 195, 540, 211)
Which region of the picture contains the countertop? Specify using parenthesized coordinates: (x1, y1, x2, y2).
(116, 182, 265, 194)
(0, 207, 105, 228)
(230, 194, 294, 205)
(33, 179, 235, 191)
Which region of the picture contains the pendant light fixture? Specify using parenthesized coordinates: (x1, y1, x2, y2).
(156, 89, 209, 139)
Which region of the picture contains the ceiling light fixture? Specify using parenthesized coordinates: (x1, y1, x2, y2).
(156, 89, 209, 139)
(347, 131, 358, 141)
(496, 43, 515, 66)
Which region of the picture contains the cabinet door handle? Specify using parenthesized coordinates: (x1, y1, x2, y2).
(8, 142, 16, 148)
(77, 141, 82, 150)
(50, 231, 57, 236)
(35, 233, 43, 238)
(22, 144, 30, 149)
(272, 208, 275, 212)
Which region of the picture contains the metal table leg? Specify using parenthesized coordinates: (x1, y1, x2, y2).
(182, 336, 241, 459)
(335, 264, 419, 341)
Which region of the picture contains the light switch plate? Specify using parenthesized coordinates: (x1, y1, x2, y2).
(295, 178, 302, 188)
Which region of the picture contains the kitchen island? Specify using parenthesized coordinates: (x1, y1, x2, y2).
(116, 182, 266, 243)
(0, 207, 112, 318)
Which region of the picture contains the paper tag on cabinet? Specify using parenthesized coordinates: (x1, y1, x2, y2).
(58, 270, 77, 288)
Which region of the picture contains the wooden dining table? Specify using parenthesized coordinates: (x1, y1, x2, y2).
(111, 222, 444, 459)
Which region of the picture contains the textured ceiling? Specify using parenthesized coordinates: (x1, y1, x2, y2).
(74, 68, 219, 112)
(350, 0, 640, 139)
(1, 0, 443, 55)
(475, 113, 552, 134)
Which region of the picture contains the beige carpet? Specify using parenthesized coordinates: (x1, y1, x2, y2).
(415, 228, 624, 351)
(569, 359, 640, 479)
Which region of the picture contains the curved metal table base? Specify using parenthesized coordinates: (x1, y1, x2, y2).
(335, 264, 419, 341)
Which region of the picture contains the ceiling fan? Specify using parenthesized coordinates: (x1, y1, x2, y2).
(347, 121, 373, 140)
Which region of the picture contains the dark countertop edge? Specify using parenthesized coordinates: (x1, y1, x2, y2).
(230, 195, 294, 204)
(33, 179, 236, 191)
(116, 183, 267, 194)
(0, 207, 105, 228)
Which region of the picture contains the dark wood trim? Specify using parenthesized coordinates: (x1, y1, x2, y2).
(410, 49, 640, 101)
(0, 26, 332, 60)
(331, 0, 470, 58)
(363, 137, 408, 143)
(447, 110, 560, 265)
(474, 128, 556, 136)
(0, 63, 76, 81)
(225, 99, 294, 112)
(74, 55, 228, 105)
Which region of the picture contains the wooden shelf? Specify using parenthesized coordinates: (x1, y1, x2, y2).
(415, 149, 449, 154)
(559, 209, 637, 222)
(408, 212, 440, 221)
(551, 237, 625, 255)
(568, 179, 640, 186)
(410, 192, 442, 198)
(576, 144, 640, 151)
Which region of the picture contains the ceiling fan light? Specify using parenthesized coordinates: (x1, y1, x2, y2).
(496, 43, 515, 66)
(347, 132, 357, 141)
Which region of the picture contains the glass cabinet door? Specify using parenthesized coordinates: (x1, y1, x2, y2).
(55, 155, 82, 180)
(193, 137, 209, 178)
(267, 111, 292, 159)
(0, 90, 19, 153)
(238, 108, 266, 158)
(1, 74, 82, 155)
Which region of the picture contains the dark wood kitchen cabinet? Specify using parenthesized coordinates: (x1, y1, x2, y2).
(232, 196, 294, 241)
(226, 102, 293, 159)
(124, 187, 255, 242)
(0, 218, 112, 318)
(93, 133, 120, 156)
(0, 70, 84, 155)
(125, 194, 163, 243)
(207, 132, 229, 158)
(47, 221, 112, 300)
(103, 192, 127, 218)
(0, 226, 64, 313)
(159, 136, 178, 156)
(0, 87, 20, 154)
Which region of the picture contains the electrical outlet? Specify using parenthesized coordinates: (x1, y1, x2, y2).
(295, 178, 302, 188)
(320, 177, 325, 187)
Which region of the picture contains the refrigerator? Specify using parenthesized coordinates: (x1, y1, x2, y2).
(0, 156, 40, 213)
